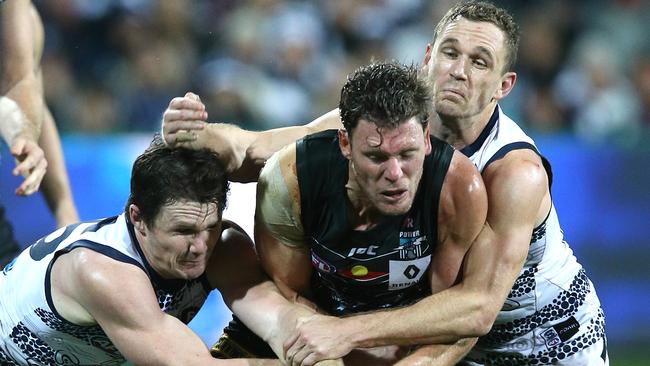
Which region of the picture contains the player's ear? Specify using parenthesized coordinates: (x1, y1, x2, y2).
(423, 123, 432, 155)
(495, 71, 516, 100)
(338, 129, 351, 160)
(422, 43, 433, 67)
(129, 204, 147, 236)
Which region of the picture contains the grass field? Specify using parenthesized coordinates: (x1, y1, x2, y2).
(608, 346, 650, 366)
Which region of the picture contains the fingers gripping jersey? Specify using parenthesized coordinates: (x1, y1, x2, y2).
(461, 106, 607, 365)
(296, 130, 453, 316)
(0, 214, 211, 365)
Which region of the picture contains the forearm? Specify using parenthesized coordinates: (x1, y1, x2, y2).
(394, 338, 477, 366)
(196, 123, 257, 181)
(0, 96, 30, 145)
(2, 78, 42, 140)
(342, 285, 492, 349)
(229, 280, 318, 359)
(343, 226, 518, 349)
(246, 109, 342, 167)
(39, 106, 78, 226)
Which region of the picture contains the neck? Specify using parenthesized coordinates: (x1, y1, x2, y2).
(346, 165, 382, 230)
(431, 103, 497, 149)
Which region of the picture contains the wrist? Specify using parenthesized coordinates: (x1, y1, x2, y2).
(338, 315, 367, 349)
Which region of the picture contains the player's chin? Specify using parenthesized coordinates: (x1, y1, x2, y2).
(178, 262, 206, 280)
(377, 200, 413, 216)
(434, 100, 464, 117)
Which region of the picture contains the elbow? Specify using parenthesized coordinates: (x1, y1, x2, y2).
(465, 295, 500, 337)
(245, 142, 272, 169)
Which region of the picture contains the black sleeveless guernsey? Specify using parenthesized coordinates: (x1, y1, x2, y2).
(296, 129, 453, 316)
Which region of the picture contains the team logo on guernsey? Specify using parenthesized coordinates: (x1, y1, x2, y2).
(397, 231, 425, 260)
(311, 252, 335, 273)
(388, 256, 430, 290)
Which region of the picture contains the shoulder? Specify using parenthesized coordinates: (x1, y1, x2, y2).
(257, 143, 300, 219)
(216, 220, 256, 259)
(56, 248, 149, 296)
(482, 149, 548, 193)
(438, 151, 488, 231)
(56, 247, 146, 288)
(259, 143, 298, 194)
(51, 247, 151, 323)
(444, 150, 486, 201)
(208, 220, 265, 294)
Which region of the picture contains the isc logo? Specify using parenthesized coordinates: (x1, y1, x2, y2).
(347, 245, 379, 257)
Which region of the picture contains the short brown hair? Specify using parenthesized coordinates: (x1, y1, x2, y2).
(339, 61, 431, 134)
(125, 135, 229, 227)
(433, 1, 520, 73)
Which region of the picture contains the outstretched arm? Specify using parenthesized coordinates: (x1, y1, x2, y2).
(208, 222, 320, 361)
(0, 0, 47, 196)
(38, 103, 79, 227)
(52, 247, 280, 366)
(161, 92, 341, 182)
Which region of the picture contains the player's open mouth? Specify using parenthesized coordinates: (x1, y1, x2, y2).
(382, 189, 407, 202)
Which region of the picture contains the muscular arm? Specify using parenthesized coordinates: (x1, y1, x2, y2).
(52, 248, 278, 366)
(371, 150, 549, 365)
(1, 0, 48, 196)
(255, 144, 312, 294)
(39, 103, 79, 227)
(254, 147, 346, 366)
(0, 0, 42, 139)
(244, 109, 341, 173)
(208, 222, 316, 360)
(162, 93, 341, 182)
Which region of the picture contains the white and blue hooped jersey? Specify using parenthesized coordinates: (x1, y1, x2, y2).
(0, 214, 211, 365)
(460, 106, 607, 365)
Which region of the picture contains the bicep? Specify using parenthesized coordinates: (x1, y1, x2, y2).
(430, 153, 488, 293)
(0, 0, 36, 88)
(209, 224, 268, 307)
(68, 254, 212, 364)
(462, 154, 548, 299)
(255, 146, 313, 297)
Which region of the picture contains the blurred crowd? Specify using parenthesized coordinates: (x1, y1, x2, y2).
(36, 0, 650, 147)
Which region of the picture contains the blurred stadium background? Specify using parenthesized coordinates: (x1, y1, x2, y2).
(1, 0, 649, 364)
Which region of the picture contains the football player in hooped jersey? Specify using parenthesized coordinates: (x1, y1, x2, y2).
(163, 2, 608, 366)
(0, 138, 291, 365)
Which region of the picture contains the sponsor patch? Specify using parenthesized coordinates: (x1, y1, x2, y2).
(311, 252, 335, 273)
(347, 245, 379, 257)
(552, 316, 580, 342)
(388, 256, 430, 290)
